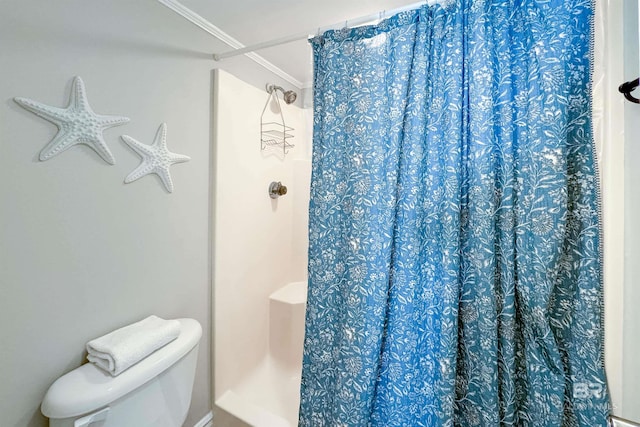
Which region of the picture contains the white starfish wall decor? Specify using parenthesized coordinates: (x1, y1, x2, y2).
(121, 123, 190, 193)
(14, 76, 130, 164)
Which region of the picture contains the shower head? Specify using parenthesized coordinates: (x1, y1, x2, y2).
(266, 84, 297, 104)
(282, 90, 297, 104)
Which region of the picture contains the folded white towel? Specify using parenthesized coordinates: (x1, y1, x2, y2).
(86, 315, 180, 376)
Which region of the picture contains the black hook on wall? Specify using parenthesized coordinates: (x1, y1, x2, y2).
(619, 78, 640, 103)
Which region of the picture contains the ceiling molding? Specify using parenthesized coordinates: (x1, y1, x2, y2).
(155, 0, 305, 89)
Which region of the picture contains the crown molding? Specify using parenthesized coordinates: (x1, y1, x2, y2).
(156, 0, 305, 89)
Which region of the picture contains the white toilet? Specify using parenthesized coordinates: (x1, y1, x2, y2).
(41, 318, 202, 427)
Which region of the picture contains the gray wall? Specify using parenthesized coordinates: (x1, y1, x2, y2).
(0, 1, 294, 426)
(624, 0, 640, 422)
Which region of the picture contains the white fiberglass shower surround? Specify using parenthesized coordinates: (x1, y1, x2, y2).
(212, 70, 311, 426)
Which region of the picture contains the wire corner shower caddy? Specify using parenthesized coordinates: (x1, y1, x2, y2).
(261, 84, 296, 155)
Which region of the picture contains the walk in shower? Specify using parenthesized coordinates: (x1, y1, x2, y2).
(212, 70, 311, 426)
(208, 0, 640, 423)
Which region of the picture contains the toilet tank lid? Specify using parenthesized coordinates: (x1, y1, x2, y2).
(41, 318, 202, 419)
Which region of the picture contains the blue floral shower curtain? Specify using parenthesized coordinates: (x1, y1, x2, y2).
(299, 0, 610, 425)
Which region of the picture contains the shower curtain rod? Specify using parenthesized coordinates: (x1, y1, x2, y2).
(213, 0, 434, 61)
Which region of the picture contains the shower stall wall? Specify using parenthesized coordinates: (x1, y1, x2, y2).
(212, 70, 311, 427)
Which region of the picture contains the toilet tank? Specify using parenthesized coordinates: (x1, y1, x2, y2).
(42, 318, 202, 427)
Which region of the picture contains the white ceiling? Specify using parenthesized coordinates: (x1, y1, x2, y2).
(175, 0, 421, 88)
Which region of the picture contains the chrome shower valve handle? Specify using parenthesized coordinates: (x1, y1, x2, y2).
(269, 181, 288, 199)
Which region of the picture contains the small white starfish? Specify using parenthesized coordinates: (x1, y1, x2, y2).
(121, 123, 190, 193)
(14, 76, 130, 164)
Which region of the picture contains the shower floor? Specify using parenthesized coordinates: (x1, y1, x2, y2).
(216, 354, 302, 427)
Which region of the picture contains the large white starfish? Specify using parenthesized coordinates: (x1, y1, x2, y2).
(121, 123, 190, 193)
(14, 76, 130, 164)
